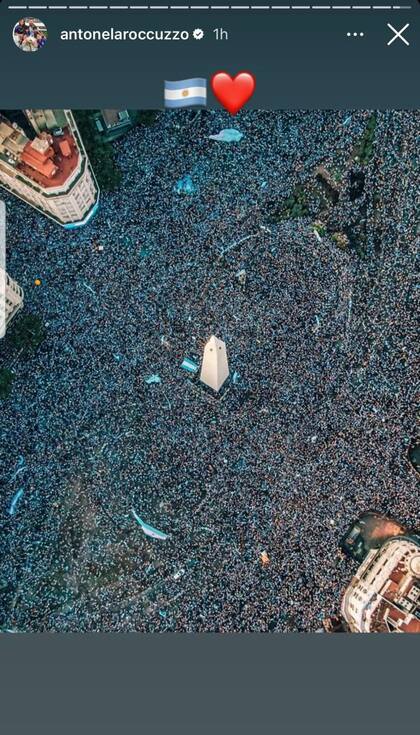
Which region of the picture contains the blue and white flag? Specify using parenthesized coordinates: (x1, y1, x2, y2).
(164, 78, 207, 109)
(8, 488, 24, 516)
(131, 508, 169, 540)
(180, 357, 199, 374)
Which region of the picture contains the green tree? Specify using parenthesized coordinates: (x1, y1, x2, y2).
(131, 110, 158, 128)
(73, 110, 122, 192)
(9, 314, 45, 353)
(0, 368, 14, 400)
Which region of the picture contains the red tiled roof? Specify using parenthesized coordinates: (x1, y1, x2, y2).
(17, 127, 79, 189)
(59, 139, 71, 158)
(21, 142, 57, 178)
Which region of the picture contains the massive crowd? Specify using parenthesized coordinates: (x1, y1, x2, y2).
(0, 110, 418, 632)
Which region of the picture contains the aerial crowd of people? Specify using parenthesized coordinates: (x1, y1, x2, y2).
(0, 109, 418, 632)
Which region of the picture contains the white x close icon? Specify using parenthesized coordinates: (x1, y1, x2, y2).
(387, 23, 410, 47)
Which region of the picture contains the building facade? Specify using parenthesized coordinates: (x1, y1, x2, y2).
(341, 535, 420, 633)
(1, 268, 24, 337)
(0, 109, 99, 228)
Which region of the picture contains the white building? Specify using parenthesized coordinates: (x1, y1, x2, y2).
(341, 536, 420, 633)
(0, 110, 99, 228)
(0, 268, 24, 338)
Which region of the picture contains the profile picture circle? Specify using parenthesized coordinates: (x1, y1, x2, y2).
(13, 17, 48, 53)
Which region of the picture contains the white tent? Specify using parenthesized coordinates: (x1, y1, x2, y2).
(200, 335, 229, 392)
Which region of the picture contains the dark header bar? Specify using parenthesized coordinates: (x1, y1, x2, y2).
(1, 4, 418, 107)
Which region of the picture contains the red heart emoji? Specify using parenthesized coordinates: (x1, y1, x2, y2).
(211, 71, 256, 115)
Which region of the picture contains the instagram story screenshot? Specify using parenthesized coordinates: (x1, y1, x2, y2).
(0, 2, 419, 733)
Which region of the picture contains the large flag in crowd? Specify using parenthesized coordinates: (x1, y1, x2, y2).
(131, 508, 169, 540)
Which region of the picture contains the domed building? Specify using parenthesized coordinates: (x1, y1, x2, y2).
(341, 532, 420, 633)
(0, 109, 99, 228)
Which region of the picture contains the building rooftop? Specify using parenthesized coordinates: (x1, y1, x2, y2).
(101, 109, 130, 129)
(18, 128, 79, 189)
(341, 536, 420, 633)
(0, 120, 28, 158)
(0, 115, 80, 190)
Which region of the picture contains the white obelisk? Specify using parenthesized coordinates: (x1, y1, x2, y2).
(200, 335, 229, 392)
